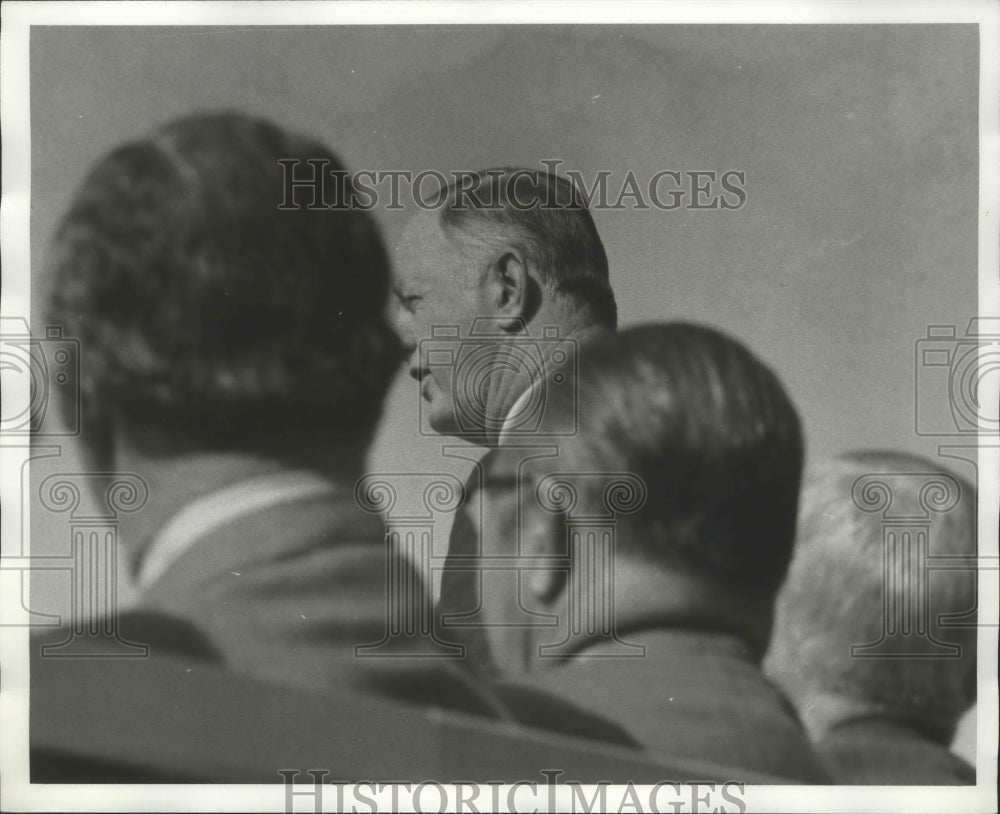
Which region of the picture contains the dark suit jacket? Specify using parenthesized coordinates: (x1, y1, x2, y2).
(132, 488, 403, 681)
(436, 460, 498, 673)
(31, 484, 638, 778)
(517, 628, 829, 783)
(815, 719, 975, 785)
(30, 636, 737, 784)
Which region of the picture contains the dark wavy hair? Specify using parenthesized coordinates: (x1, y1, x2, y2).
(46, 112, 401, 462)
(555, 322, 804, 594)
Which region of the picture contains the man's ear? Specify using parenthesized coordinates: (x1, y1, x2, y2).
(485, 249, 530, 331)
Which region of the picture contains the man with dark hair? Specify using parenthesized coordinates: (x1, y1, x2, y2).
(49, 114, 400, 477)
(469, 323, 828, 781)
(394, 168, 618, 670)
(765, 451, 977, 784)
(42, 112, 407, 693)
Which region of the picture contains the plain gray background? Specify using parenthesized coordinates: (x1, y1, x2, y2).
(26, 24, 979, 753)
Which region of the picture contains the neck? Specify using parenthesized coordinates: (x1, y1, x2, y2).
(479, 309, 604, 447)
(495, 557, 774, 676)
(610, 559, 775, 657)
(109, 441, 363, 576)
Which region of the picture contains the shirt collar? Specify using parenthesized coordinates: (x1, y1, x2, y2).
(133, 469, 339, 590)
(497, 377, 544, 445)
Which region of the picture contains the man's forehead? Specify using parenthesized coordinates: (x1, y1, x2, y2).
(395, 212, 450, 276)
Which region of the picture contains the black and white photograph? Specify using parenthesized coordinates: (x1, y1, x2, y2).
(1, 2, 997, 812)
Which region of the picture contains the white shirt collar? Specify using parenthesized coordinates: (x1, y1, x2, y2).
(133, 469, 338, 590)
(497, 377, 544, 446)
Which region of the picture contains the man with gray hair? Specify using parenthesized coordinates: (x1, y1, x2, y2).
(394, 167, 616, 444)
(765, 450, 977, 784)
(393, 168, 618, 668)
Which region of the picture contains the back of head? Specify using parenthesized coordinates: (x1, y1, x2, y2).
(437, 168, 617, 329)
(46, 112, 400, 466)
(766, 450, 977, 741)
(554, 322, 804, 598)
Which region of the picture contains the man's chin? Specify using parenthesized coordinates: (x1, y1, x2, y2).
(427, 407, 496, 443)
(424, 392, 502, 442)
(426, 405, 462, 437)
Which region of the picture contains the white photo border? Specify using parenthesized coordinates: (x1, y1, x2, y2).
(1, 2, 997, 812)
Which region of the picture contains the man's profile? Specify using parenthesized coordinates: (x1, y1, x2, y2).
(393, 167, 617, 445)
